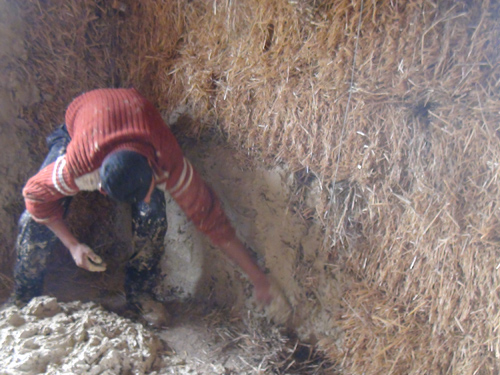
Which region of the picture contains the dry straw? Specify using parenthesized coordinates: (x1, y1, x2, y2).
(11, 0, 500, 374)
(206, 308, 336, 374)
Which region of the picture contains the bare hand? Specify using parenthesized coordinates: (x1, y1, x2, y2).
(253, 275, 273, 305)
(69, 243, 107, 272)
(263, 276, 292, 325)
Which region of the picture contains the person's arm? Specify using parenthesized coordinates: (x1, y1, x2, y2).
(218, 237, 272, 304)
(23, 159, 105, 272)
(159, 154, 272, 304)
(45, 218, 106, 272)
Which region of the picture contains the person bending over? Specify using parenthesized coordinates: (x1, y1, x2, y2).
(12, 88, 272, 321)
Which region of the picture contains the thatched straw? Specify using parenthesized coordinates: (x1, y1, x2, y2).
(10, 1, 124, 156)
(11, 0, 500, 374)
(125, 1, 500, 373)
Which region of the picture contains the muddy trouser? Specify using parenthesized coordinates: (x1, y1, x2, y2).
(125, 188, 167, 304)
(13, 126, 167, 305)
(13, 125, 73, 303)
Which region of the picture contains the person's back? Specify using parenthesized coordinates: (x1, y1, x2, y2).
(65, 88, 179, 180)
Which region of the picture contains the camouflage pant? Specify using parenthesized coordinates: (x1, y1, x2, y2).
(13, 126, 167, 304)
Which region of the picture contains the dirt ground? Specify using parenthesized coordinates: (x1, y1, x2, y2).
(1, 295, 335, 375)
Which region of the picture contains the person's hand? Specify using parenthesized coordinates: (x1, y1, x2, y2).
(69, 243, 107, 272)
(253, 274, 273, 305)
(263, 276, 293, 325)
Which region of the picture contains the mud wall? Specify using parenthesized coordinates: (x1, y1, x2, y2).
(0, 0, 39, 283)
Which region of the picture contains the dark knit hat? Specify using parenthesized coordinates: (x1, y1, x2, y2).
(99, 150, 153, 204)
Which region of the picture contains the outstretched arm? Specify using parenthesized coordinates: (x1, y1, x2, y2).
(159, 154, 272, 304)
(46, 218, 107, 272)
(218, 237, 272, 304)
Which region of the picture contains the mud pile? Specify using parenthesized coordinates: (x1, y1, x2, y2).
(0, 297, 161, 374)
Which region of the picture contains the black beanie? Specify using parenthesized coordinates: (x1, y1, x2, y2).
(99, 150, 153, 204)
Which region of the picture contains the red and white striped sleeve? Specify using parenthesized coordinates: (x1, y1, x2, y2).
(160, 154, 236, 247)
(23, 155, 79, 223)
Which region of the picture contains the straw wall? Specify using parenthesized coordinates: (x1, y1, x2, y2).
(123, 1, 500, 373)
(6, 0, 500, 374)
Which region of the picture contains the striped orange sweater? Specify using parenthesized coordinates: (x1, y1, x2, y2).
(23, 88, 235, 246)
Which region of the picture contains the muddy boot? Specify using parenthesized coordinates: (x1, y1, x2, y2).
(128, 294, 171, 328)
